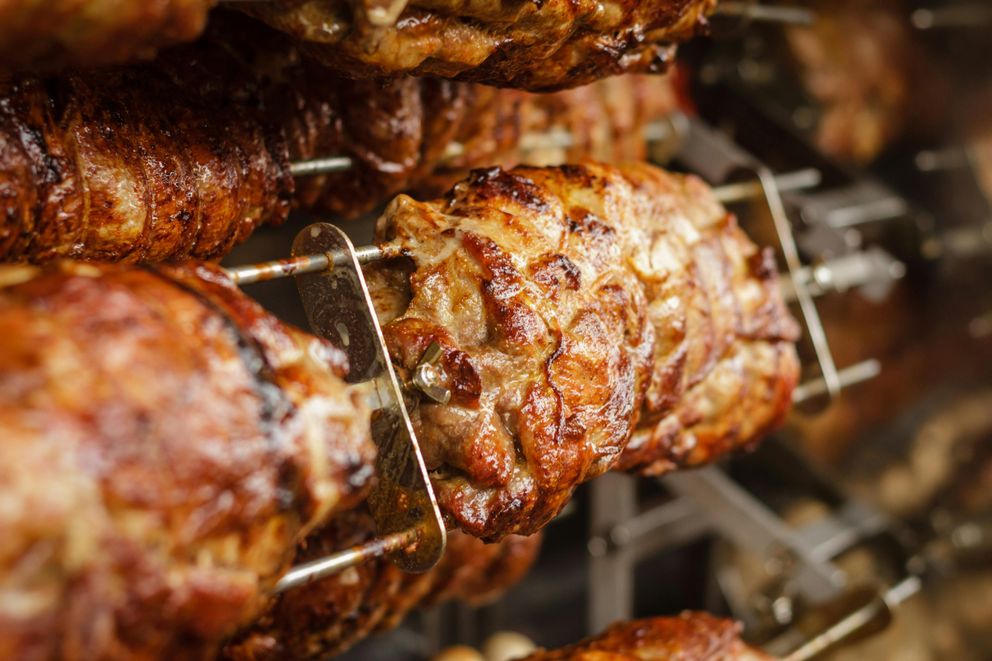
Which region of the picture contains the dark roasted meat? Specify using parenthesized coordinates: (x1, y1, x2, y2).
(239, 0, 716, 91)
(0, 261, 374, 659)
(0, 0, 217, 74)
(0, 15, 678, 264)
(519, 612, 772, 660)
(366, 162, 799, 539)
(222, 510, 541, 660)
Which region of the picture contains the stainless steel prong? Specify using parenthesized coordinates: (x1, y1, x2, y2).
(290, 156, 354, 177)
(713, 168, 821, 204)
(718, 2, 817, 26)
(226, 245, 386, 285)
(792, 359, 881, 404)
(915, 147, 970, 173)
(912, 5, 992, 30)
(779, 576, 920, 661)
(273, 528, 417, 593)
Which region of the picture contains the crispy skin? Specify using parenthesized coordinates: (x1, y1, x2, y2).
(520, 613, 772, 660)
(240, 0, 716, 91)
(367, 163, 799, 538)
(0, 30, 294, 264)
(0, 261, 374, 660)
(0, 14, 678, 263)
(222, 510, 541, 660)
(0, 0, 217, 74)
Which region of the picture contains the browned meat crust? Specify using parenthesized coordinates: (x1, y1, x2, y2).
(222, 510, 541, 660)
(0, 0, 217, 75)
(0, 261, 374, 660)
(367, 162, 799, 539)
(520, 612, 772, 660)
(0, 14, 677, 264)
(239, 0, 717, 91)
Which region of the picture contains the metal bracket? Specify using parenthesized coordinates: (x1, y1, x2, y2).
(292, 222, 446, 574)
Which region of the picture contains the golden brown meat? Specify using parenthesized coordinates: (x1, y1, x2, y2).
(222, 510, 541, 660)
(0, 0, 217, 74)
(240, 0, 715, 91)
(0, 261, 374, 660)
(367, 162, 799, 539)
(519, 613, 771, 660)
(0, 14, 678, 264)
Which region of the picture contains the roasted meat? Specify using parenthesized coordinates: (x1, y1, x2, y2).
(0, 261, 374, 659)
(520, 612, 772, 660)
(223, 509, 541, 660)
(239, 0, 715, 91)
(366, 162, 799, 539)
(783, 0, 946, 164)
(0, 0, 217, 74)
(0, 14, 678, 264)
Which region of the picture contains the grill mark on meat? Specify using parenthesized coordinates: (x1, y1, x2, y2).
(465, 167, 551, 213)
(530, 253, 581, 297)
(544, 330, 568, 451)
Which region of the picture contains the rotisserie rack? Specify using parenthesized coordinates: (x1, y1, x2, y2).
(0, 1, 989, 660)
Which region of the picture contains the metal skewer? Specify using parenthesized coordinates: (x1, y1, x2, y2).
(274, 529, 417, 593)
(718, 2, 817, 26)
(775, 576, 921, 661)
(912, 4, 992, 30)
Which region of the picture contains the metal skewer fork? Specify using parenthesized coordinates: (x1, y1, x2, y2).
(224, 167, 824, 591)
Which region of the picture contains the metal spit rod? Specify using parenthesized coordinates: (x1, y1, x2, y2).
(718, 1, 816, 26)
(288, 117, 687, 179)
(226, 168, 822, 285)
(780, 576, 922, 661)
(912, 4, 992, 30)
(274, 529, 417, 593)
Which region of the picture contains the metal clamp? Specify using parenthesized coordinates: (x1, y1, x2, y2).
(286, 223, 446, 584)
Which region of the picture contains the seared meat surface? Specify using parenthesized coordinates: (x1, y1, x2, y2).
(0, 15, 677, 264)
(520, 613, 772, 660)
(239, 0, 716, 90)
(0, 261, 374, 659)
(223, 509, 541, 660)
(367, 162, 799, 539)
(0, 0, 217, 74)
